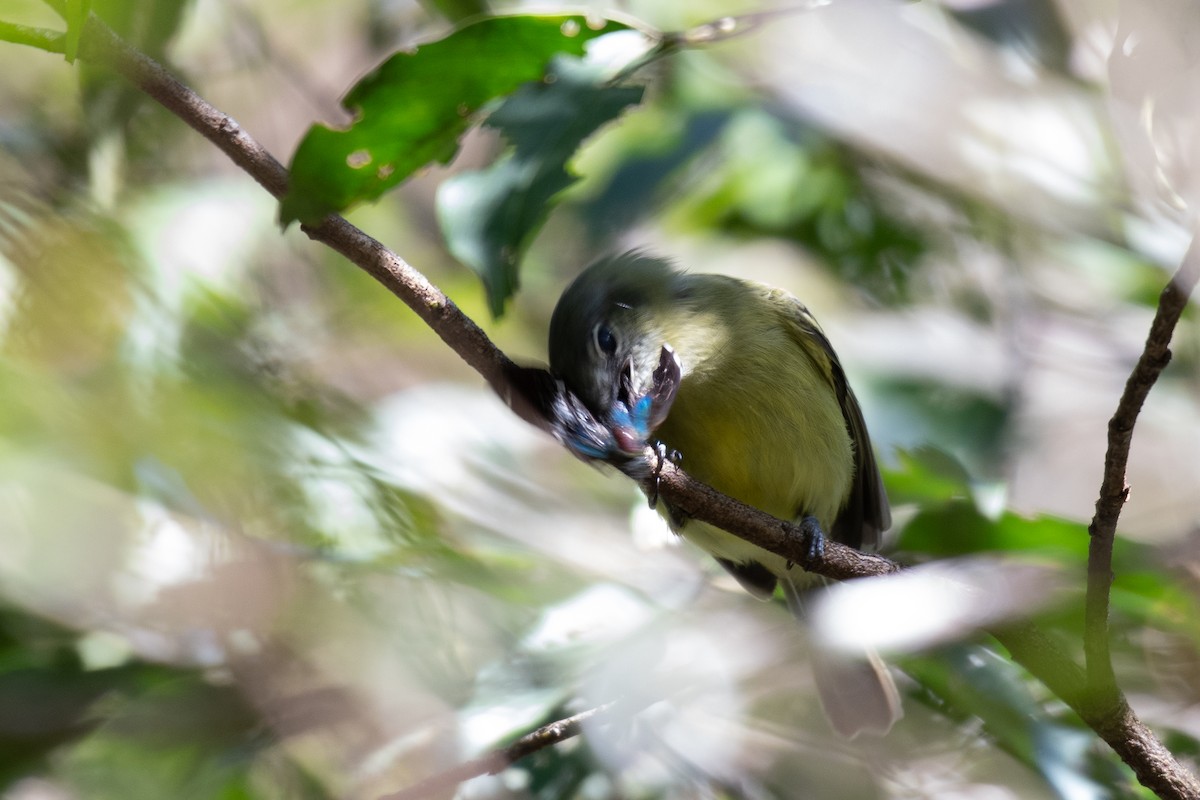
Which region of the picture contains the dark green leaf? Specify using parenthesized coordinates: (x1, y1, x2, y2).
(280, 15, 628, 225)
(897, 502, 1092, 561)
(578, 109, 730, 244)
(437, 57, 644, 315)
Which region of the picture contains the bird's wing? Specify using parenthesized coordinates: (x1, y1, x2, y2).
(773, 290, 891, 550)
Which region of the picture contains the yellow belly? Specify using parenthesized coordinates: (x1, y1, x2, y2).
(653, 327, 854, 572)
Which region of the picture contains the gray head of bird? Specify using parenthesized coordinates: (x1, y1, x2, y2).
(548, 252, 683, 454)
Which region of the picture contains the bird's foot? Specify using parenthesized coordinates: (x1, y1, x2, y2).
(797, 515, 827, 566)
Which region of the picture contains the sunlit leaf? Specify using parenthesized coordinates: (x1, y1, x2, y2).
(281, 15, 629, 225)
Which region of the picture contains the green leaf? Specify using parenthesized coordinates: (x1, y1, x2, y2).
(897, 502, 1092, 561)
(280, 14, 629, 225)
(896, 500, 997, 558)
(883, 445, 974, 506)
(63, 0, 91, 63)
(437, 56, 643, 316)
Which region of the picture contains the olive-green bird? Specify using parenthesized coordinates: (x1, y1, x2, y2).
(548, 251, 900, 737)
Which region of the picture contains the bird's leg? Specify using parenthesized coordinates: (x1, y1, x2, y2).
(796, 515, 827, 566)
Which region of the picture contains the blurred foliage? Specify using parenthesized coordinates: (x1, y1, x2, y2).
(82, 0, 191, 131)
(0, 2, 1198, 800)
(903, 644, 1116, 798)
(663, 108, 930, 302)
(438, 56, 644, 315)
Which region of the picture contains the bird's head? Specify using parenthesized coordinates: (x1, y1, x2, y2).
(548, 252, 682, 457)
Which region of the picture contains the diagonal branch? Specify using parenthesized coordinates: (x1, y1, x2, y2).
(1085, 238, 1200, 703)
(22, 12, 1200, 800)
(76, 14, 519, 398)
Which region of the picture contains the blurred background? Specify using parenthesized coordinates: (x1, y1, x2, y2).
(0, 0, 1198, 797)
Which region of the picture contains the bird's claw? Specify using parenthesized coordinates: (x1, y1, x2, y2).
(646, 441, 681, 510)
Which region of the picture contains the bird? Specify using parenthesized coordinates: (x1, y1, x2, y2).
(546, 250, 900, 737)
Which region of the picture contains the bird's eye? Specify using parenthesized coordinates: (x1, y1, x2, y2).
(594, 325, 618, 356)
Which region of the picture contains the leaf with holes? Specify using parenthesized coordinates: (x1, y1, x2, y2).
(280, 15, 629, 225)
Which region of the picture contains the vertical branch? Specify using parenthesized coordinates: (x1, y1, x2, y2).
(1085, 234, 1200, 701)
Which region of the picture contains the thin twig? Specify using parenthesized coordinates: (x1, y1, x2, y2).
(15, 12, 1200, 800)
(379, 704, 613, 800)
(1085, 238, 1200, 704)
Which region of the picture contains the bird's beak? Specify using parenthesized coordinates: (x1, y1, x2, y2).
(608, 346, 681, 455)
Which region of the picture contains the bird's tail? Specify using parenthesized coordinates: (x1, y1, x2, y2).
(782, 577, 902, 738)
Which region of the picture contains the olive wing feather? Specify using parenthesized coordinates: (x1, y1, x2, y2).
(773, 290, 891, 550)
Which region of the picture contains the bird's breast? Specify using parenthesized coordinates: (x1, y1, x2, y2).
(652, 326, 854, 564)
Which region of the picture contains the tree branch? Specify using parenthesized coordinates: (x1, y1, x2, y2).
(29, 12, 1200, 800)
(649, 457, 900, 580)
(1085, 238, 1200, 695)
